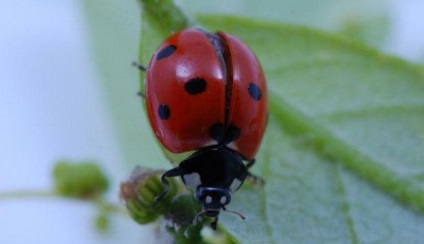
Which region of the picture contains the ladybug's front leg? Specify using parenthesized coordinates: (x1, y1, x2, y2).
(151, 167, 181, 207)
(245, 159, 265, 186)
(132, 61, 147, 71)
(245, 158, 256, 168)
(132, 61, 147, 98)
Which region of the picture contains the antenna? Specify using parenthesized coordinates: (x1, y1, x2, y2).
(222, 207, 246, 220)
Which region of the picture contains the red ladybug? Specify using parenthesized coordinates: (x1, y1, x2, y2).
(144, 28, 267, 229)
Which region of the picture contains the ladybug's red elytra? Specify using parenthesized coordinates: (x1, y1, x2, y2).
(143, 28, 268, 229)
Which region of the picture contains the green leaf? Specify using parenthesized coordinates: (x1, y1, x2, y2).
(81, 0, 164, 167)
(198, 16, 424, 242)
(85, 0, 424, 242)
(138, 6, 424, 243)
(80, 0, 390, 169)
(180, 0, 391, 49)
(339, 14, 389, 48)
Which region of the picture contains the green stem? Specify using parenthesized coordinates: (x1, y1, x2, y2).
(139, 0, 195, 35)
(95, 198, 128, 215)
(0, 190, 55, 199)
(0, 189, 126, 215)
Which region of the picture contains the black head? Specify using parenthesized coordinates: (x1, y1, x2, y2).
(195, 187, 231, 217)
(179, 147, 248, 229)
(192, 186, 245, 229)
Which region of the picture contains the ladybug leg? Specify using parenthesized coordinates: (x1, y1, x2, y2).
(132, 62, 147, 98)
(246, 172, 264, 186)
(245, 158, 256, 169)
(132, 61, 147, 71)
(151, 167, 181, 207)
(137, 91, 145, 98)
(245, 159, 265, 186)
(210, 217, 219, 230)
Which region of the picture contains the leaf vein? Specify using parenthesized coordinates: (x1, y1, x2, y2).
(270, 93, 424, 214)
(260, 134, 277, 244)
(334, 165, 359, 244)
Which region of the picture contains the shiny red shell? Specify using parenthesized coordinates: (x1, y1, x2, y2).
(145, 29, 267, 160)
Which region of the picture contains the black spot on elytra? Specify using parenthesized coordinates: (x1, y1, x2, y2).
(156, 45, 176, 60)
(248, 83, 262, 101)
(158, 104, 170, 120)
(226, 124, 241, 142)
(209, 123, 225, 142)
(185, 78, 207, 95)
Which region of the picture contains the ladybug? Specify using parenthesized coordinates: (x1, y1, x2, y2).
(143, 28, 267, 229)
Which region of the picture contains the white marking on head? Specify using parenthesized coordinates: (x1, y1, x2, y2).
(227, 142, 238, 151)
(206, 195, 212, 204)
(229, 179, 242, 192)
(202, 140, 216, 148)
(220, 196, 227, 205)
(183, 172, 201, 190)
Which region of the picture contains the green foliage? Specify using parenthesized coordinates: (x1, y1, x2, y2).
(120, 167, 178, 224)
(339, 15, 389, 47)
(165, 196, 205, 243)
(203, 16, 424, 211)
(53, 161, 109, 199)
(94, 212, 110, 233)
(199, 16, 424, 243)
(83, 0, 424, 242)
(137, 0, 424, 241)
